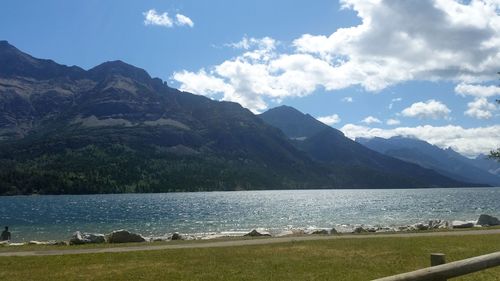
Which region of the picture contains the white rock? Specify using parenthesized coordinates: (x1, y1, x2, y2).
(70, 231, 106, 245)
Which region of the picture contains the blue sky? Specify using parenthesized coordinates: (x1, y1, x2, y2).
(1, 0, 499, 157)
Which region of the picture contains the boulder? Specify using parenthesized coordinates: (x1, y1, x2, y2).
(414, 223, 429, 231)
(353, 226, 367, 234)
(244, 229, 271, 237)
(106, 230, 147, 243)
(309, 229, 328, 235)
(151, 236, 169, 242)
(374, 227, 396, 233)
(170, 232, 183, 240)
(428, 220, 449, 229)
(70, 231, 106, 245)
(477, 214, 500, 226)
(85, 233, 106, 244)
(69, 231, 87, 245)
(452, 221, 475, 229)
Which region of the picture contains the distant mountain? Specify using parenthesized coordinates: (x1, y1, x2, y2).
(0, 40, 334, 194)
(257, 106, 332, 140)
(356, 136, 500, 186)
(260, 106, 479, 188)
(0, 41, 477, 194)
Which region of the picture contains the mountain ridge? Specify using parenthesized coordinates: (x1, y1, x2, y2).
(357, 136, 500, 186)
(259, 107, 485, 188)
(0, 40, 480, 194)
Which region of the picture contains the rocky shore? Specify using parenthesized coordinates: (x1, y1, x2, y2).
(1, 214, 499, 247)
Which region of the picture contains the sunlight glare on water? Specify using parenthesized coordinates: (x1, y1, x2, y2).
(0, 188, 499, 241)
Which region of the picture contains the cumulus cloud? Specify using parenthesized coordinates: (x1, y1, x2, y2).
(143, 9, 194, 28)
(386, 118, 401, 126)
(226, 36, 277, 51)
(465, 97, 497, 119)
(296, 0, 500, 84)
(175, 14, 194, 27)
(455, 83, 500, 98)
(401, 100, 451, 119)
(173, 0, 500, 112)
(144, 9, 173, 27)
(361, 116, 382, 124)
(173, 69, 268, 112)
(317, 114, 341, 125)
(341, 123, 500, 157)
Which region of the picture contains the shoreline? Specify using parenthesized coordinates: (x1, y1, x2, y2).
(2, 214, 499, 246)
(2, 228, 500, 257)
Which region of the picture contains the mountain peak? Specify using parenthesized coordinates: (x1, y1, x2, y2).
(0, 40, 85, 80)
(260, 106, 335, 139)
(88, 60, 152, 83)
(0, 40, 30, 58)
(270, 105, 301, 112)
(0, 40, 12, 48)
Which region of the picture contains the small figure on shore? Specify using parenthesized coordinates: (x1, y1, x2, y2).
(1, 226, 11, 241)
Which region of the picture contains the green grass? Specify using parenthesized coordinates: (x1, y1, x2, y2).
(1, 234, 500, 281)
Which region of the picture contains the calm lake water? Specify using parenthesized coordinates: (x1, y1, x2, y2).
(1, 187, 499, 242)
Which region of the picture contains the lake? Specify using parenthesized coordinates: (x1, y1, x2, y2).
(1, 187, 499, 242)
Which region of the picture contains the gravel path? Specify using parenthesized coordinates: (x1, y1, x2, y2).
(1, 229, 499, 257)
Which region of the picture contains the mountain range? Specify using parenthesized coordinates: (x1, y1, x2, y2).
(357, 137, 500, 187)
(0, 40, 483, 194)
(259, 106, 481, 188)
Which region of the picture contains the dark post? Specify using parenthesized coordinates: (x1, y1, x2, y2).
(431, 253, 447, 281)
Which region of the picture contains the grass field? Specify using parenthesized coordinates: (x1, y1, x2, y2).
(1, 234, 500, 281)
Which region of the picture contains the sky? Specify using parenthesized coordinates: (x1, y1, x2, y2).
(0, 0, 499, 157)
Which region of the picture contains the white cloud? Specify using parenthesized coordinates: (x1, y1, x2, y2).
(173, 0, 500, 112)
(342, 96, 354, 102)
(143, 9, 194, 28)
(361, 116, 382, 124)
(465, 97, 497, 119)
(294, 0, 500, 86)
(144, 9, 173, 27)
(455, 83, 500, 98)
(341, 123, 500, 158)
(386, 118, 401, 126)
(173, 68, 268, 113)
(317, 114, 341, 125)
(401, 100, 451, 119)
(175, 14, 194, 27)
(227, 36, 276, 51)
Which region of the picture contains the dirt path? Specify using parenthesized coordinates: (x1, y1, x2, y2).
(1, 229, 500, 257)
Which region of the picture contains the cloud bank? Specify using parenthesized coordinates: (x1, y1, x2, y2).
(317, 114, 341, 125)
(173, 0, 500, 112)
(341, 124, 500, 158)
(401, 100, 451, 119)
(361, 116, 382, 124)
